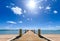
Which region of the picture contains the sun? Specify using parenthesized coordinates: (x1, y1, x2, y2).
(26, 0, 36, 10)
(28, 0, 36, 8)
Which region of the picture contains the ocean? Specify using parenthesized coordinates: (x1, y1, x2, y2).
(0, 29, 60, 34)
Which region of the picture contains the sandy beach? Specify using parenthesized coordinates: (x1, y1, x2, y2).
(0, 34, 60, 41)
(0, 34, 17, 41)
(42, 34, 60, 41)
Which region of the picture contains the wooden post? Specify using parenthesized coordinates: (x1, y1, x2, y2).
(26, 30, 29, 32)
(38, 29, 41, 36)
(34, 30, 35, 33)
(19, 29, 22, 37)
(25, 30, 27, 33)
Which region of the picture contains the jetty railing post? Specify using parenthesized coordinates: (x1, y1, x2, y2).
(19, 29, 22, 37)
(34, 30, 35, 33)
(25, 30, 27, 33)
(38, 29, 41, 36)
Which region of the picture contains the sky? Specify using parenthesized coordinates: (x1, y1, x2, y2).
(0, 0, 60, 30)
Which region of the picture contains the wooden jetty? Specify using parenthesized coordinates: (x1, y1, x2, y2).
(10, 29, 51, 41)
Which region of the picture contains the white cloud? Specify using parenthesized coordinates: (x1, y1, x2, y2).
(46, 6, 51, 10)
(6, 3, 15, 8)
(53, 10, 58, 14)
(56, 26, 60, 27)
(55, 26, 60, 30)
(24, 10, 26, 13)
(10, 3, 15, 6)
(6, 6, 11, 8)
(6, 6, 9, 8)
(22, 15, 25, 17)
(27, 18, 32, 21)
(39, 0, 43, 2)
(11, 6, 22, 15)
(19, 21, 23, 23)
(52, 0, 57, 2)
(39, 6, 44, 9)
(31, 18, 32, 21)
(27, 18, 30, 20)
(7, 21, 16, 24)
(48, 21, 53, 24)
(45, 0, 47, 1)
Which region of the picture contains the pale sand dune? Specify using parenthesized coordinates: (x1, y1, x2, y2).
(0, 34, 60, 41)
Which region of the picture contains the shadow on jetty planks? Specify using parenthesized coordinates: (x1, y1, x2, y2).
(10, 29, 51, 41)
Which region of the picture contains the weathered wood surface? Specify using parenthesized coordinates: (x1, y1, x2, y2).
(13, 31, 47, 41)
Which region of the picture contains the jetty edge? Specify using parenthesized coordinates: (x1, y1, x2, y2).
(8, 29, 51, 41)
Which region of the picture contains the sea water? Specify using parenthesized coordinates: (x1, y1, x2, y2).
(0, 29, 60, 34)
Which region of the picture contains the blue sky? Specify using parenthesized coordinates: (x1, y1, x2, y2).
(0, 0, 60, 30)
